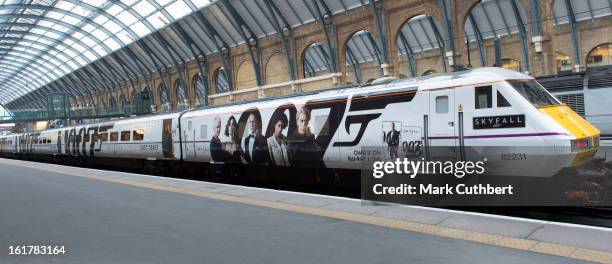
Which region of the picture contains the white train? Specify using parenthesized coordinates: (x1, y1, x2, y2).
(0, 68, 601, 179)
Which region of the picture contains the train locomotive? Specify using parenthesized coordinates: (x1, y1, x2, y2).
(0, 68, 601, 182)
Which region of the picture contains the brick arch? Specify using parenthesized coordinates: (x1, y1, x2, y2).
(586, 42, 612, 68)
(235, 60, 256, 90)
(213, 67, 230, 94)
(456, 0, 487, 34)
(339, 28, 374, 65)
(387, 1, 446, 74)
(299, 42, 325, 79)
(340, 28, 381, 84)
(264, 52, 290, 85)
(190, 73, 206, 105)
(392, 14, 448, 77)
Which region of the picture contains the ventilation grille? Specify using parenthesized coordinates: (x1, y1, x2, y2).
(588, 73, 612, 89)
(539, 77, 584, 92)
(556, 93, 585, 116)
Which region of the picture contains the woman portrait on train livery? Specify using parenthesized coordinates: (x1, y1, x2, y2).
(286, 107, 324, 167)
(223, 116, 246, 164)
(210, 116, 229, 162)
(267, 110, 290, 166)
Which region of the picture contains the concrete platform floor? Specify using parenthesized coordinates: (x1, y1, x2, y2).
(0, 158, 609, 264)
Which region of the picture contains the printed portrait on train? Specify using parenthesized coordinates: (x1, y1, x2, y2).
(221, 115, 247, 164)
(285, 106, 325, 168)
(264, 106, 295, 166)
(209, 116, 230, 162)
(383, 121, 401, 159)
(238, 108, 270, 165)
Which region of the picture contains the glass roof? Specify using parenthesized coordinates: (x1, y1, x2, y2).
(0, 0, 214, 103)
(553, 0, 612, 25)
(2, 0, 371, 109)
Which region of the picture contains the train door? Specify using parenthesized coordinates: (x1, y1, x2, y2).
(182, 119, 197, 161)
(162, 119, 173, 158)
(428, 89, 457, 160)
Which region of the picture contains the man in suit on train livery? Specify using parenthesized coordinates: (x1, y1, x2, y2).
(386, 122, 400, 159)
(242, 112, 270, 165)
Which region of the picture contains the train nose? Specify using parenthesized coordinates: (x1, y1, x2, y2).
(539, 105, 600, 166)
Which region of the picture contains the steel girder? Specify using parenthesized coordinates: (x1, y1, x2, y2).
(398, 32, 416, 77)
(0, 6, 131, 93)
(439, 0, 455, 68)
(564, 0, 581, 68)
(468, 13, 486, 67)
(312, 0, 338, 73)
(263, 0, 297, 81)
(426, 16, 448, 72)
(370, 0, 390, 74)
(530, 0, 542, 36)
(509, 0, 529, 72)
(220, 0, 264, 87)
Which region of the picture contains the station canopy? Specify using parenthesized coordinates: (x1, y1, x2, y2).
(0, 0, 369, 108)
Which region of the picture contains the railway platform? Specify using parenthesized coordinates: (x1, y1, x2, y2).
(0, 158, 611, 264)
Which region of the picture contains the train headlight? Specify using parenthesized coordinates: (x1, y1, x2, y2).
(571, 138, 591, 152)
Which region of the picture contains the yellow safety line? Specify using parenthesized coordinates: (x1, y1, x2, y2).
(1, 158, 611, 264)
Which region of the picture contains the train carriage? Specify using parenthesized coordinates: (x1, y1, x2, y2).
(0, 68, 601, 179)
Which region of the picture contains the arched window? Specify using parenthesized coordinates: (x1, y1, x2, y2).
(158, 83, 170, 112)
(142, 86, 154, 113)
(555, 52, 573, 72)
(86, 93, 95, 107)
(553, 0, 611, 26)
(109, 96, 116, 109)
(422, 69, 437, 76)
(344, 29, 382, 85)
(587, 43, 612, 68)
(129, 90, 138, 115)
(396, 14, 448, 77)
(192, 74, 206, 106)
(303, 43, 331, 78)
(215, 67, 230, 94)
(175, 79, 188, 110)
(130, 90, 136, 103)
(119, 94, 127, 108)
(501, 58, 521, 72)
(464, 0, 529, 70)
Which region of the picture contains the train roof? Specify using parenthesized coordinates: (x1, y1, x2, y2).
(2, 68, 533, 136)
(388, 67, 532, 91)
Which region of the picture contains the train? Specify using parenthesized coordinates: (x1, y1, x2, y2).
(0, 68, 601, 183)
(538, 66, 612, 162)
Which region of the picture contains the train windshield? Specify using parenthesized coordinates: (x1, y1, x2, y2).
(510, 81, 560, 107)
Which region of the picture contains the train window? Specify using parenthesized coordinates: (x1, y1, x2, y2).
(84, 135, 89, 142)
(435, 96, 449, 113)
(100, 133, 108, 142)
(93, 134, 99, 142)
(110, 132, 118, 142)
(121, 131, 130, 141)
(475, 86, 492, 109)
(133, 129, 144, 141)
(200, 125, 207, 139)
(497, 91, 511, 107)
(510, 81, 560, 107)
